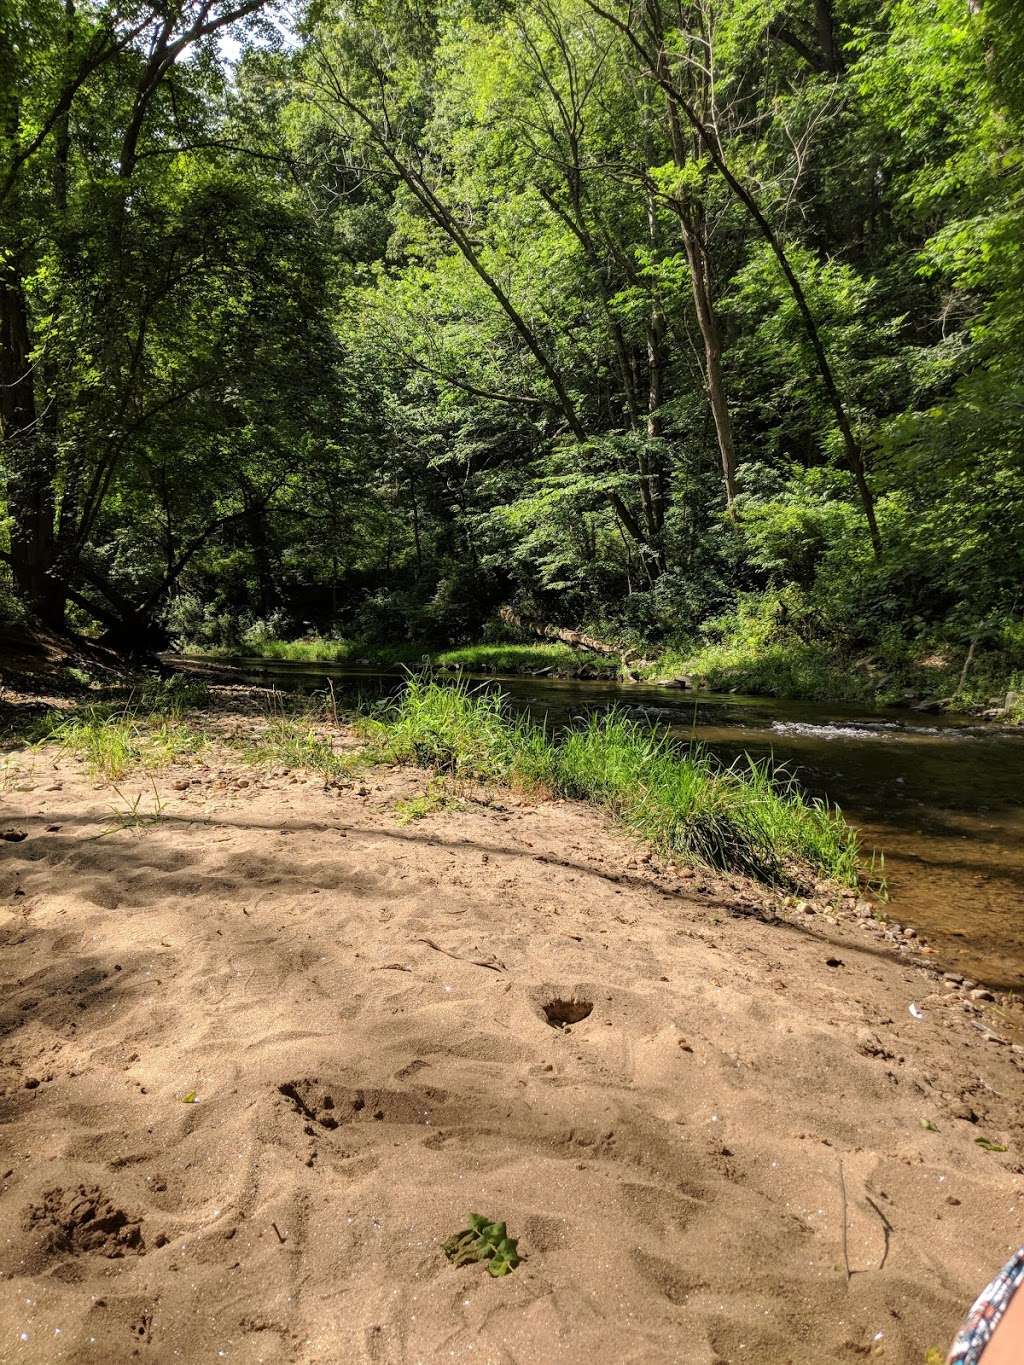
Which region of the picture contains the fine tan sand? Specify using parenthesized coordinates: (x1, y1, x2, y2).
(1, 733, 1022, 1364)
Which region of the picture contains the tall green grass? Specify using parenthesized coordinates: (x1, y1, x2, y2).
(233, 713, 362, 782)
(34, 708, 207, 780)
(361, 679, 860, 886)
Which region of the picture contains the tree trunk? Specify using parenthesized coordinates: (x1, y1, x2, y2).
(647, 5, 739, 508)
(814, 0, 843, 74)
(243, 490, 278, 617)
(0, 274, 64, 625)
(680, 215, 738, 506)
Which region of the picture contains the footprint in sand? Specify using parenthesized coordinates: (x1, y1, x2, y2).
(278, 1079, 446, 1129)
(25, 1185, 145, 1261)
(542, 997, 594, 1030)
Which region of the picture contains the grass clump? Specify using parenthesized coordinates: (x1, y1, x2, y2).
(394, 777, 461, 825)
(34, 707, 207, 780)
(234, 714, 362, 783)
(29, 674, 212, 780)
(364, 679, 859, 887)
(359, 678, 553, 786)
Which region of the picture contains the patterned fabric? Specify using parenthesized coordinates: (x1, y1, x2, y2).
(948, 1247, 1024, 1364)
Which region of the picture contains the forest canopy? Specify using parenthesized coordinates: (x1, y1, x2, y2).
(2, 0, 1022, 701)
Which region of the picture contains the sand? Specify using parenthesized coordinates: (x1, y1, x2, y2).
(1, 734, 1022, 1364)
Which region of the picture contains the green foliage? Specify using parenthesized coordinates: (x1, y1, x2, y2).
(363, 679, 861, 885)
(34, 708, 208, 781)
(196, 636, 614, 675)
(434, 643, 613, 672)
(442, 1214, 522, 1276)
(4, 0, 1022, 716)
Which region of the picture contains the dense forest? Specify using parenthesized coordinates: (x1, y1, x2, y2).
(2, 0, 1023, 705)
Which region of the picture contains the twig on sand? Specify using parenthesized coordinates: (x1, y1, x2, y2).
(864, 1194, 894, 1271)
(839, 1159, 851, 1283)
(413, 937, 506, 972)
(272, 1221, 287, 1244)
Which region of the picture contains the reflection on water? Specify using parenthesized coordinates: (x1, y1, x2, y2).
(181, 657, 1024, 993)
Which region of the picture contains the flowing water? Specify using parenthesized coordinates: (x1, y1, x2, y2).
(180, 656, 1024, 994)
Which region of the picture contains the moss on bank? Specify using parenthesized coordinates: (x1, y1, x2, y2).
(184, 628, 1021, 719)
(642, 637, 1024, 718)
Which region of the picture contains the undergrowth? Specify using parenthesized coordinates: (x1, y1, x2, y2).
(191, 637, 613, 675)
(360, 679, 860, 887)
(29, 676, 366, 787)
(32, 677, 212, 780)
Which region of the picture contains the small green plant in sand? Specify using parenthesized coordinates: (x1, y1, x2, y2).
(442, 1214, 522, 1276)
(974, 1135, 1008, 1153)
(100, 781, 167, 835)
(362, 679, 861, 888)
(393, 777, 460, 825)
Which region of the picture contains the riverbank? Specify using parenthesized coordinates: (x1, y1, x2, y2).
(2, 688, 1023, 1363)
(190, 639, 624, 681)
(183, 633, 1024, 722)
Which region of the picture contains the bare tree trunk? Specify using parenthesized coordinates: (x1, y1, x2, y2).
(243, 488, 278, 618)
(410, 477, 423, 581)
(680, 211, 738, 506)
(647, 7, 738, 508)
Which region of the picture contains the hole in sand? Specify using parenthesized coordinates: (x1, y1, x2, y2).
(543, 998, 593, 1029)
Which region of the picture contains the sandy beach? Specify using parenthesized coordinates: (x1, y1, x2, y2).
(1, 736, 1022, 1364)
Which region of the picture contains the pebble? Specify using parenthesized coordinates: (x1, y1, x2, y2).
(969, 988, 995, 1003)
